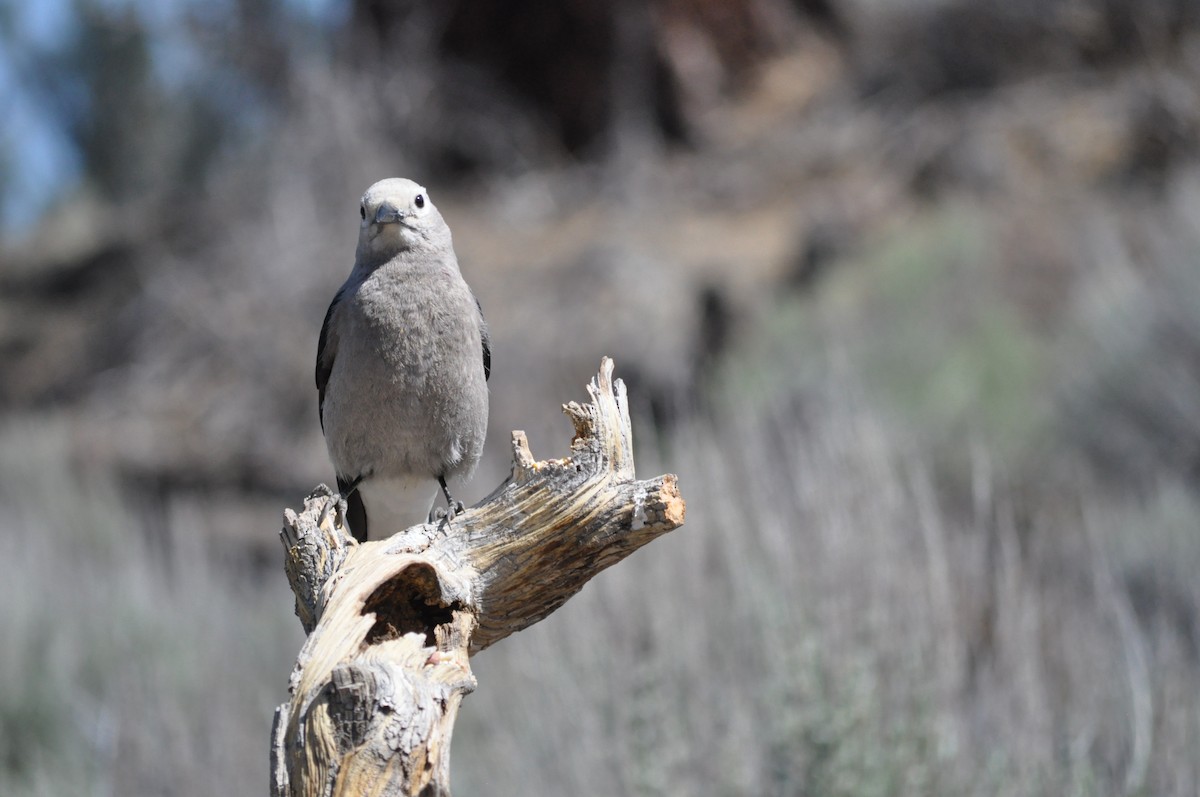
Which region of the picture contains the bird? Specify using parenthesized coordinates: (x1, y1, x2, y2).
(316, 178, 490, 542)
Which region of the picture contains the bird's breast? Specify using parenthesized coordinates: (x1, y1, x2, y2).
(322, 264, 488, 482)
(357, 268, 475, 366)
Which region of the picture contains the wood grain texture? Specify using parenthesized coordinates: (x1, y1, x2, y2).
(272, 358, 685, 796)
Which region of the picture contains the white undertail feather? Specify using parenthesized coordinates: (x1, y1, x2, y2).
(358, 476, 439, 540)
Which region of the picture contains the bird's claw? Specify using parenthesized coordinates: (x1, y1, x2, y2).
(431, 500, 466, 526)
(316, 491, 349, 534)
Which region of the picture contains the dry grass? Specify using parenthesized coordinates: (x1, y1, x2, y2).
(0, 419, 303, 797)
(451, 360, 1200, 796)
(3, 267, 1200, 795)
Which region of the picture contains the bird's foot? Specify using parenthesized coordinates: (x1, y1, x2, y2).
(434, 475, 466, 527)
(306, 483, 339, 502)
(317, 491, 349, 533)
(431, 500, 466, 527)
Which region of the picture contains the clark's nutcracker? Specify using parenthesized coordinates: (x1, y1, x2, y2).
(316, 178, 490, 542)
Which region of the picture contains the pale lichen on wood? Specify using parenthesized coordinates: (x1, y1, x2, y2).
(271, 358, 685, 797)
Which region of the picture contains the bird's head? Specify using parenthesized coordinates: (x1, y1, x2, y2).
(355, 178, 450, 263)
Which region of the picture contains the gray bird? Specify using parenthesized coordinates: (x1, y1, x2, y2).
(316, 178, 490, 542)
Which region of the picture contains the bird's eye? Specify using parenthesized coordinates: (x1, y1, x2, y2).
(360, 205, 366, 220)
(414, 194, 425, 209)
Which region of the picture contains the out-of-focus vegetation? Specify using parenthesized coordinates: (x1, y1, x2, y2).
(2, 0, 1200, 794)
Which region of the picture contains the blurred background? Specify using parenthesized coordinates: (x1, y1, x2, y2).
(2, 0, 1200, 793)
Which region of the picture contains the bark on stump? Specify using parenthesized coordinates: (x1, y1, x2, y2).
(271, 358, 686, 796)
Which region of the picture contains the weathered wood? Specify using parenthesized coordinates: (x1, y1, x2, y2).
(272, 358, 685, 797)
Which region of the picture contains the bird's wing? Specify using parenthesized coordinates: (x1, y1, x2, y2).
(316, 287, 346, 431)
(476, 297, 491, 382)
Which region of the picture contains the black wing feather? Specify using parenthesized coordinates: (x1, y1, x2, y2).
(476, 297, 491, 381)
(316, 289, 345, 432)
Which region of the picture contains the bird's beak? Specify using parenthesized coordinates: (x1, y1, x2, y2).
(374, 203, 406, 225)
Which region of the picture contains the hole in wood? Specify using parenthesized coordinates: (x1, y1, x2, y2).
(361, 562, 456, 649)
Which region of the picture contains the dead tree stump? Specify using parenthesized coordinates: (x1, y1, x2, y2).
(271, 358, 686, 796)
